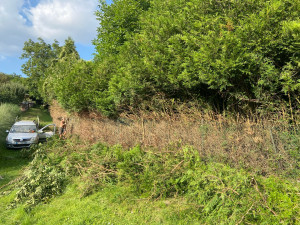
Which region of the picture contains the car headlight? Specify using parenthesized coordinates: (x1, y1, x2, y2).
(6, 136, 13, 142)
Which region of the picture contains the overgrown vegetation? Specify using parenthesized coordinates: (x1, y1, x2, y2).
(0, 103, 21, 136)
(0, 105, 299, 224)
(21, 0, 299, 116)
(5, 0, 298, 223)
(0, 73, 27, 105)
(5, 136, 299, 224)
(49, 99, 300, 179)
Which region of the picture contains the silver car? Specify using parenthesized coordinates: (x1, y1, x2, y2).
(6, 120, 56, 149)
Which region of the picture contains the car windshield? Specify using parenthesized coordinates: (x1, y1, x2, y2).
(10, 125, 37, 133)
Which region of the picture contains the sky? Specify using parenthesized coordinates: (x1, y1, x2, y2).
(0, 0, 112, 76)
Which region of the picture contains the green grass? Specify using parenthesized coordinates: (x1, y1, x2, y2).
(21, 107, 53, 128)
(1, 183, 200, 225)
(0, 106, 55, 225)
(0, 103, 24, 188)
(1, 138, 298, 225)
(0, 106, 299, 224)
(0, 145, 29, 188)
(0, 106, 52, 191)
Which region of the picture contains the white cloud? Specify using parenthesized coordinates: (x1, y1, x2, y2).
(0, 0, 99, 59)
(28, 0, 98, 44)
(0, 0, 32, 57)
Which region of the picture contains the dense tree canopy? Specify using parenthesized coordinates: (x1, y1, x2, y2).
(91, 0, 299, 114)
(93, 0, 150, 60)
(21, 0, 300, 116)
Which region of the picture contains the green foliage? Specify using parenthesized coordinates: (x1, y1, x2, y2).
(11, 146, 66, 208)
(10, 138, 299, 224)
(93, 0, 150, 60)
(0, 72, 12, 83)
(20, 37, 79, 102)
(58, 37, 79, 60)
(91, 0, 300, 114)
(21, 38, 57, 100)
(21, 0, 299, 116)
(0, 73, 27, 104)
(44, 59, 94, 111)
(0, 82, 27, 104)
(0, 103, 20, 135)
(41, 38, 93, 112)
(80, 143, 300, 223)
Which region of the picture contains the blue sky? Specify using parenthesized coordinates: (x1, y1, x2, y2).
(0, 0, 112, 76)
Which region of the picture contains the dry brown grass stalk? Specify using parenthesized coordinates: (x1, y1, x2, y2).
(49, 101, 299, 177)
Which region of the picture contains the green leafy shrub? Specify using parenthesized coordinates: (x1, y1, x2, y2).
(0, 103, 20, 137)
(11, 147, 66, 208)
(0, 82, 27, 104)
(92, 0, 300, 114)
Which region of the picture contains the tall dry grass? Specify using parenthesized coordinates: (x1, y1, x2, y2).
(49, 101, 299, 178)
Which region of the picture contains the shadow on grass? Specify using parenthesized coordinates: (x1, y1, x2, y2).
(0, 143, 31, 188)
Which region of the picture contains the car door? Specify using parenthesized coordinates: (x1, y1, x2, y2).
(38, 124, 56, 142)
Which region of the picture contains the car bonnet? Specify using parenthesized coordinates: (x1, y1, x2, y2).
(7, 132, 38, 140)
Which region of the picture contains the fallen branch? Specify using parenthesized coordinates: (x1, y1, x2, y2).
(171, 160, 184, 173)
(0, 176, 25, 191)
(252, 177, 278, 217)
(236, 202, 254, 225)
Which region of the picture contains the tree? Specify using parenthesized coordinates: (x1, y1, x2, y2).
(93, 0, 150, 61)
(42, 37, 90, 111)
(59, 37, 80, 60)
(0, 72, 11, 83)
(20, 38, 58, 100)
(104, 0, 300, 112)
(0, 82, 27, 104)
